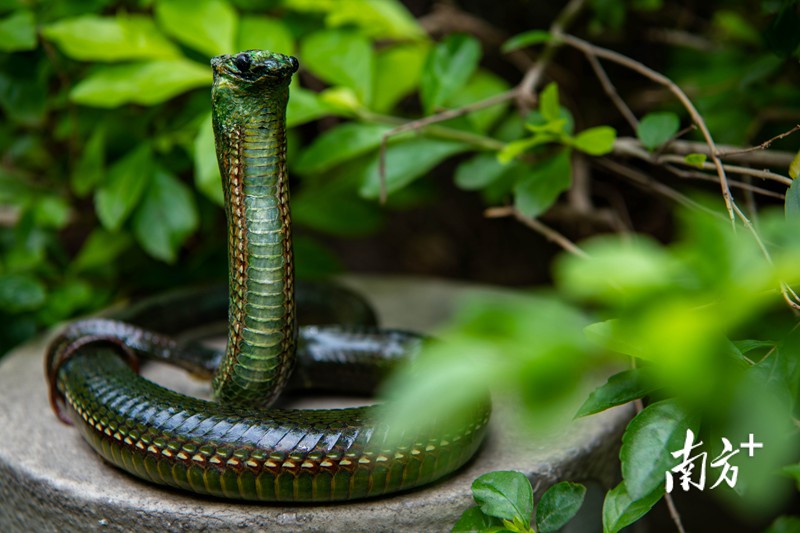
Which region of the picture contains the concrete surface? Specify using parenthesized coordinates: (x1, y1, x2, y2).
(0, 276, 631, 532)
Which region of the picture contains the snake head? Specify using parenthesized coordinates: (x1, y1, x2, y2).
(211, 50, 299, 88)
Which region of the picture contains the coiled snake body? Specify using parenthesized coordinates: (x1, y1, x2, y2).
(46, 51, 489, 502)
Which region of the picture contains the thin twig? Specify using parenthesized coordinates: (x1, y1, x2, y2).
(484, 206, 590, 258)
(718, 124, 800, 157)
(585, 52, 639, 131)
(659, 155, 792, 186)
(665, 165, 786, 200)
(559, 33, 737, 224)
(615, 137, 796, 168)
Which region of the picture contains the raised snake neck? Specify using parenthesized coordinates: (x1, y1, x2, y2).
(44, 50, 490, 502)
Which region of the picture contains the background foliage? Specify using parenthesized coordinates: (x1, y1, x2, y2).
(2, 0, 800, 531)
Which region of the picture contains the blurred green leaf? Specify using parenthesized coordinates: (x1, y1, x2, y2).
(301, 29, 374, 104)
(501, 30, 552, 53)
(571, 126, 617, 156)
(42, 14, 180, 61)
(764, 5, 800, 57)
(539, 83, 560, 123)
(132, 168, 199, 263)
(372, 42, 429, 113)
(446, 70, 510, 133)
(621, 399, 697, 499)
(556, 235, 674, 303)
(452, 506, 502, 532)
(293, 181, 383, 236)
(576, 368, 658, 418)
(70, 60, 210, 107)
(785, 178, 800, 222)
(472, 471, 533, 524)
(420, 34, 481, 114)
(71, 228, 133, 273)
(193, 112, 224, 205)
(637, 112, 680, 150)
(712, 10, 761, 45)
(287, 85, 337, 128)
(33, 196, 70, 229)
(602, 482, 662, 533)
(0, 274, 46, 313)
(237, 15, 294, 56)
(294, 123, 392, 175)
(155, 0, 237, 56)
(0, 9, 35, 52)
(765, 516, 800, 533)
(684, 153, 707, 168)
(38, 279, 95, 324)
(359, 137, 470, 198)
(455, 152, 515, 190)
(95, 144, 154, 231)
(71, 125, 106, 197)
(285, 0, 423, 40)
(513, 150, 571, 218)
(536, 482, 586, 533)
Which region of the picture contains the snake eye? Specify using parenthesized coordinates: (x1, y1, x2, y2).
(233, 53, 251, 72)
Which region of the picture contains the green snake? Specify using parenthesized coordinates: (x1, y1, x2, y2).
(45, 50, 490, 502)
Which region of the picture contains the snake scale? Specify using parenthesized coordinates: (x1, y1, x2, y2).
(45, 50, 490, 502)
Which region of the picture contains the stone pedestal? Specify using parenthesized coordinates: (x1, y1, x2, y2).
(0, 276, 631, 532)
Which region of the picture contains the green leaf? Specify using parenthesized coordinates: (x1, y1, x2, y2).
(455, 152, 514, 190)
(287, 85, 337, 128)
(536, 482, 586, 533)
(636, 112, 680, 150)
(372, 42, 429, 113)
(446, 70, 510, 133)
(498, 134, 558, 164)
(785, 178, 800, 223)
(420, 34, 481, 114)
(571, 126, 617, 156)
(155, 0, 236, 56)
(33, 196, 71, 229)
(452, 506, 502, 532)
(42, 14, 180, 61)
(71, 229, 133, 273)
(789, 148, 800, 180)
(513, 150, 571, 218)
(359, 138, 470, 198)
(0, 10, 36, 52)
(132, 168, 199, 263)
(293, 182, 383, 237)
(237, 15, 294, 56)
(95, 144, 154, 231)
(683, 153, 707, 168)
(0, 274, 46, 313)
(602, 482, 662, 533)
(501, 30, 552, 53)
(71, 126, 105, 197)
(765, 516, 800, 533)
(539, 83, 560, 123)
(324, 0, 423, 40)
(285, 0, 423, 40)
(472, 471, 534, 525)
(193, 112, 223, 206)
(575, 368, 658, 418)
(621, 399, 696, 499)
(70, 60, 210, 107)
(783, 464, 800, 490)
(294, 123, 392, 175)
(300, 29, 374, 105)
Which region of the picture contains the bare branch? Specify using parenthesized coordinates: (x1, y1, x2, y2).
(485, 206, 590, 258)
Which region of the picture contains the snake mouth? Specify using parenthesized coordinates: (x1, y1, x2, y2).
(211, 50, 299, 85)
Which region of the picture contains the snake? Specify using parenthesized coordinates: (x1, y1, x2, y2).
(45, 50, 490, 502)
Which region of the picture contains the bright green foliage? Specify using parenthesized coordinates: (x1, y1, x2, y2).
(602, 482, 662, 533)
(454, 473, 586, 533)
(575, 368, 658, 418)
(420, 34, 482, 114)
(301, 29, 375, 105)
(155, 0, 237, 56)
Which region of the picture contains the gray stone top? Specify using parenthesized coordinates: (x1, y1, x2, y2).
(0, 276, 631, 532)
